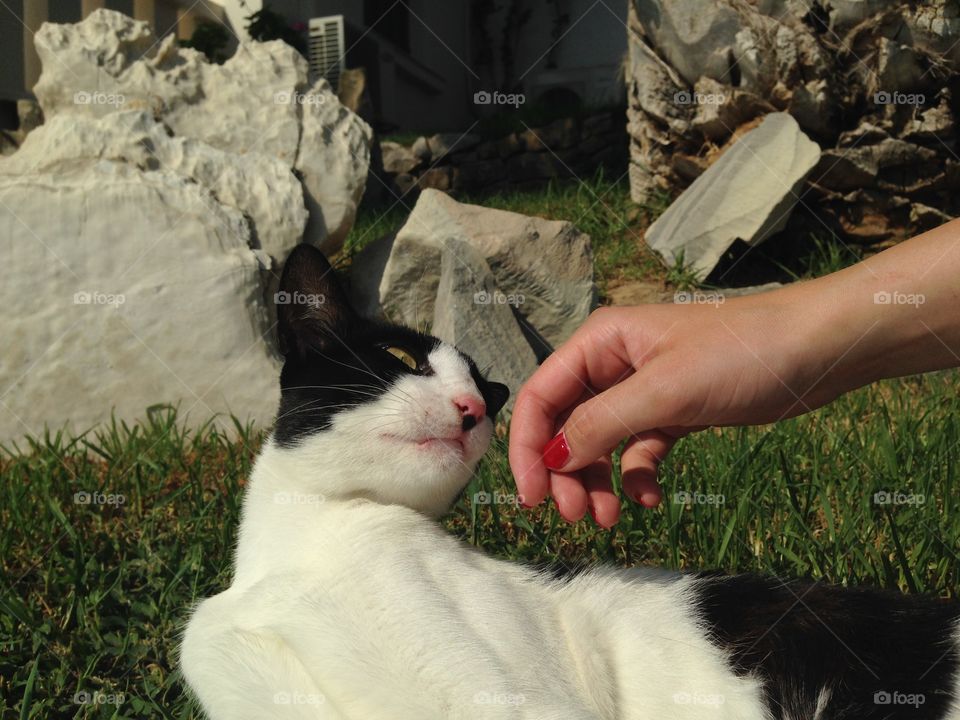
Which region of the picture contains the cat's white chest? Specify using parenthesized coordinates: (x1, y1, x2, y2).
(185, 501, 607, 719)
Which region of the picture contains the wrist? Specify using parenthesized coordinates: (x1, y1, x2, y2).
(747, 270, 881, 409)
(778, 259, 941, 402)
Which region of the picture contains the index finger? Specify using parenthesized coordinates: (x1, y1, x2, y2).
(508, 310, 635, 505)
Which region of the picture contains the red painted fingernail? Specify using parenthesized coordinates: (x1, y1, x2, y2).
(542, 431, 570, 470)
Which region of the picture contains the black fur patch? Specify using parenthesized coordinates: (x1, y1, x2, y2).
(693, 573, 960, 719)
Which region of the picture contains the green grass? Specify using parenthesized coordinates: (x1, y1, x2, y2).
(4, 369, 960, 718)
(1, 181, 942, 717)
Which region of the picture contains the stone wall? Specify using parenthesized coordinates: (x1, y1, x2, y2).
(378, 109, 628, 200)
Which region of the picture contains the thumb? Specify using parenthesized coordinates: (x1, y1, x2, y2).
(543, 368, 675, 473)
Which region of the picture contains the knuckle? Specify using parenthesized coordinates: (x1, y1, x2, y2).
(587, 305, 617, 324)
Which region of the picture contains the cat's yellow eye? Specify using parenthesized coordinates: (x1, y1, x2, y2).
(384, 346, 418, 371)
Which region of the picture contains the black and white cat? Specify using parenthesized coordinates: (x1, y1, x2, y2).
(181, 244, 960, 720)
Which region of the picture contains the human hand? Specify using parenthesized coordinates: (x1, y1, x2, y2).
(507, 294, 844, 528)
(508, 220, 960, 528)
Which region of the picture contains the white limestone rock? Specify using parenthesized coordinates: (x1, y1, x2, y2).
(294, 79, 374, 253)
(1, 111, 307, 260)
(0, 159, 281, 440)
(351, 189, 596, 350)
(32, 9, 371, 254)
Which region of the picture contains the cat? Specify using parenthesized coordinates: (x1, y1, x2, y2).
(181, 243, 960, 719)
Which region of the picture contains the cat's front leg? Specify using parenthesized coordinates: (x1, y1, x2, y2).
(181, 593, 348, 720)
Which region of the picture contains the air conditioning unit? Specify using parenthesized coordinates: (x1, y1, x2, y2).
(308, 15, 345, 90)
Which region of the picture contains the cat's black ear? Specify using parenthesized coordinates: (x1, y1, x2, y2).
(276, 244, 357, 358)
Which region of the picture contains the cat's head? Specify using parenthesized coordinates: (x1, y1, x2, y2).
(270, 243, 509, 517)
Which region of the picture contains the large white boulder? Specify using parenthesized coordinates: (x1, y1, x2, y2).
(295, 81, 374, 252)
(2, 111, 307, 260)
(645, 113, 821, 279)
(351, 189, 596, 350)
(0, 159, 281, 440)
(32, 9, 371, 254)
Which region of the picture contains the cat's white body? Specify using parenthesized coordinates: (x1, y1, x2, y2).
(182, 448, 769, 720)
(181, 346, 768, 719)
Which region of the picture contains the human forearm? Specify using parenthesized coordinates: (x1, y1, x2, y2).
(776, 220, 960, 401)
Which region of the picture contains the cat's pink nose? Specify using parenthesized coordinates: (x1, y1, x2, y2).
(454, 395, 486, 432)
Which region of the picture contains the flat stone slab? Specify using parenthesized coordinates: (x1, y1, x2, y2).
(645, 112, 821, 280)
